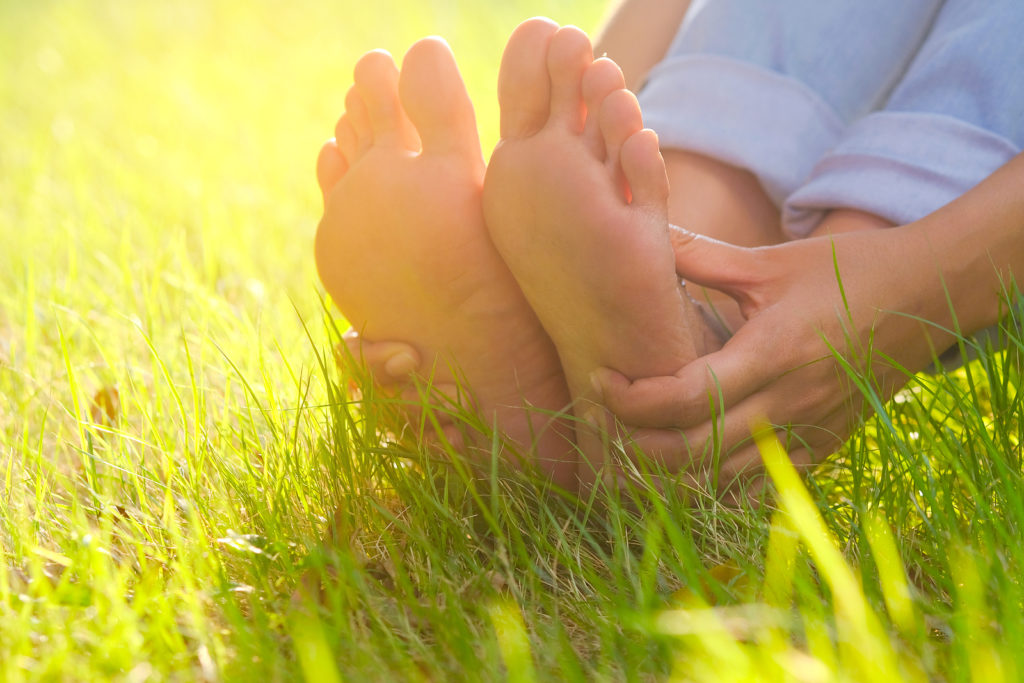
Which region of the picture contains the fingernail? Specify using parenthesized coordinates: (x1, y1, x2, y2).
(582, 408, 601, 429)
(589, 371, 602, 397)
(384, 352, 417, 377)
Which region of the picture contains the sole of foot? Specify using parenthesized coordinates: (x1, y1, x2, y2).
(315, 37, 575, 487)
(482, 18, 719, 479)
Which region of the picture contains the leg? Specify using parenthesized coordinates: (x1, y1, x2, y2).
(315, 39, 576, 486)
(483, 20, 722, 473)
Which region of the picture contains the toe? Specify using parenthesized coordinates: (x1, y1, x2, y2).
(620, 129, 669, 210)
(344, 86, 372, 156)
(334, 114, 358, 161)
(353, 50, 420, 150)
(599, 89, 645, 179)
(316, 139, 348, 205)
(399, 37, 482, 161)
(497, 17, 559, 138)
(581, 58, 626, 158)
(546, 26, 593, 132)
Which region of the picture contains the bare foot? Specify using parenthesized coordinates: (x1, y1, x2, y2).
(482, 19, 720, 472)
(315, 38, 575, 486)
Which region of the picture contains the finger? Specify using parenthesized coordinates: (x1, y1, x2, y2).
(620, 426, 702, 469)
(593, 331, 778, 428)
(618, 374, 848, 475)
(713, 443, 774, 507)
(730, 408, 852, 483)
(601, 370, 860, 502)
(591, 369, 706, 427)
(602, 461, 709, 498)
(667, 226, 764, 310)
(617, 420, 736, 477)
(620, 421, 804, 504)
(716, 438, 823, 504)
(346, 336, 422, 380)
(594, 423, 762, 504)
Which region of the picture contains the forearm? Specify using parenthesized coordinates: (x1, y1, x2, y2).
(594, 0, 690, 91)
(903, 152, 1024, 336)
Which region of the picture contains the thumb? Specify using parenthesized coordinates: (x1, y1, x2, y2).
(668, 225, 763, 303)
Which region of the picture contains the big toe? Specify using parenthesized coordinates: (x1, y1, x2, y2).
(353, 50, 419, 150)
(545, 25, 593, 132)
(399, 37, 482, 161)
(497, 17, 559, 138)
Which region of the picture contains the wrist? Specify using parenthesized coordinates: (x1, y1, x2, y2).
(903, 155, 1024, 335)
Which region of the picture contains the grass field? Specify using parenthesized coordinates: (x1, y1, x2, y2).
(2, 1, 1023, 680)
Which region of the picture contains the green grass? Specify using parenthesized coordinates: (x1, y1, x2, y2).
(2, 0, 1023, 680)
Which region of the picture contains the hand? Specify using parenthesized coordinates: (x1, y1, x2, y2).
(593, 223, 963, 490)
(336, 329, 465, 447)
(336, 328, 422, 390)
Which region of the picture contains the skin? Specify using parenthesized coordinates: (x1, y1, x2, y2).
(593, 152, 1024, 489)
(314, 37, 576, 487)
(482, 18, 718, 477)
(346, 144, 1023, 496)
(334, 14, 1016, 495)
(595, 0, 792, 332)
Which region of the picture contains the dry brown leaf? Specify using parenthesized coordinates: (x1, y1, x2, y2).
(90, 385, 120, 424)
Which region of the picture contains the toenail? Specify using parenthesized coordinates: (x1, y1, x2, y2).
(385, 352, 417, 377)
